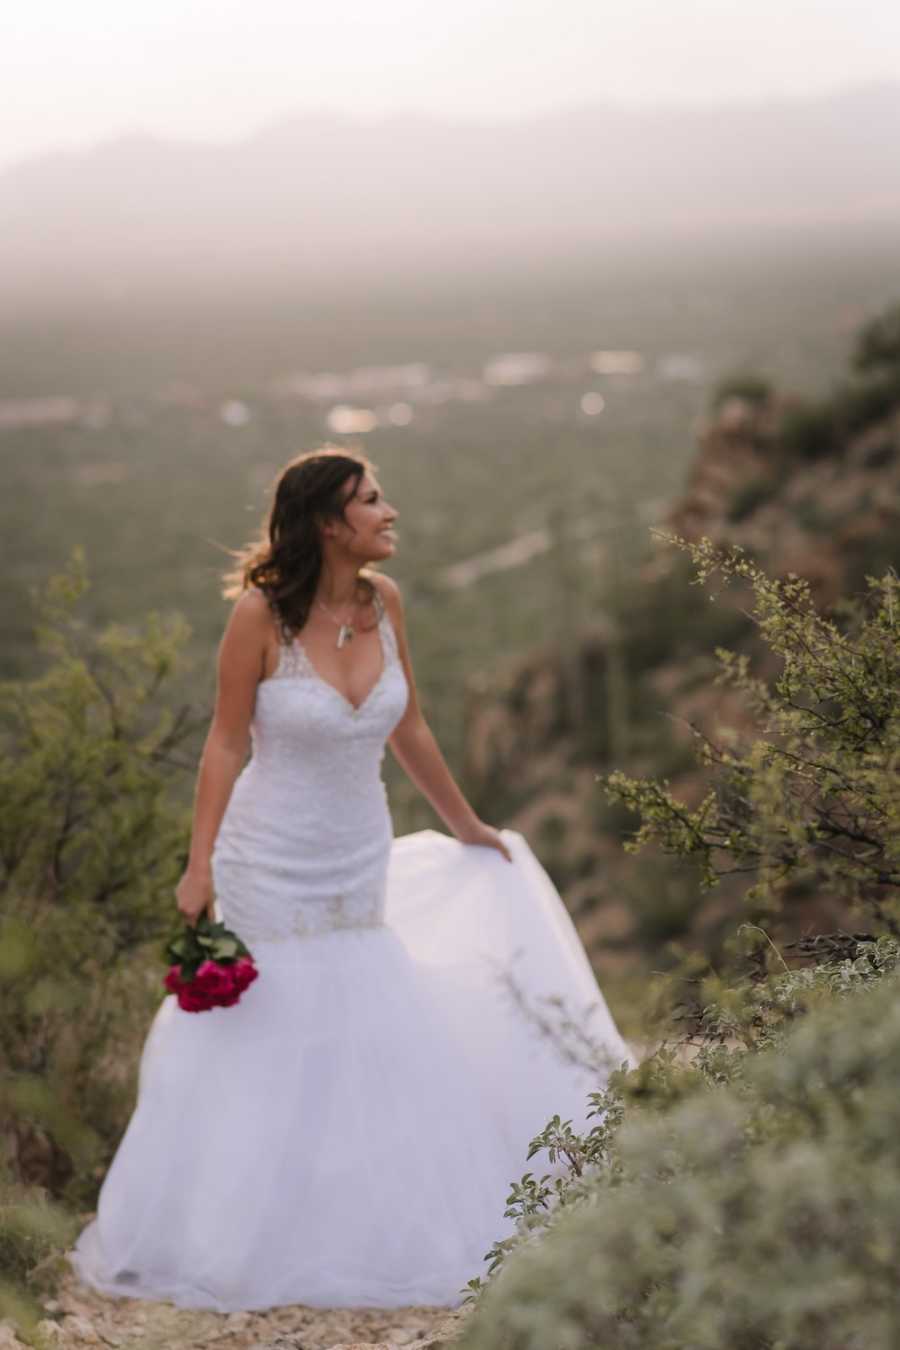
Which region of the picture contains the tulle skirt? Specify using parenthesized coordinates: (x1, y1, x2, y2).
(70, 829, 633, 1311)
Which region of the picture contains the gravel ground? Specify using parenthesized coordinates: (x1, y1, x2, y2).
(6, 1270, 472, 1350)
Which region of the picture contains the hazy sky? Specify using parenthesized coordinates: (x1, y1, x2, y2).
(5, 0, 900, 170)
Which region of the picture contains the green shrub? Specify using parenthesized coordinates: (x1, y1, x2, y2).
(606, 535, 899, 933)
(854, 302, 900, 374)
(726, 475, 777, 523)
(778, 378, 900, 461)
(790, 493, 837, 533)
(711, 372, 773, 411)
(0, 1180, 75, 1337)
(831, 372, 900, 438)
(780, 399, 839, 460)
(460, 541, 900, 1347)
(460, 945, 900, 1350)
(777, 302, 900, 461)
(0, 549, 199, 1326)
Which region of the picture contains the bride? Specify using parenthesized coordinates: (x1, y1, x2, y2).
(70, 447, 633, 1312)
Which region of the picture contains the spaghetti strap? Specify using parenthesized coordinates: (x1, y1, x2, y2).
(374, 586, 400, 665)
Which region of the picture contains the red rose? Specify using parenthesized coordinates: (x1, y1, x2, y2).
(178, 986, 216, 1012)
(193, 960, 236, 1000)
(230, 958, 258, 993)
(164, 965, 183, 995)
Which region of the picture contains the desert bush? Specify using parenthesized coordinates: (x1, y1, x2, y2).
(460, 962, 900, 1350)
(0, 1178, 76, 1340)
(788, 371, 900, 462)
(606, 535, 899, 934)
(465, 928, 900, 1300)
(0, 549, 200, 1326)
(830, 372, 900, 439)
(780, 302, 900, 461)
(853, 301, 900, 374)
(779, 397, 840, 461)
(460, 541, 900, 1346)
(726, 475, 778, 523)
(711, 372, 773, 411)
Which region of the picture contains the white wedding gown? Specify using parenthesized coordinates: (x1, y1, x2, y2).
(70, 592, 633, 1312)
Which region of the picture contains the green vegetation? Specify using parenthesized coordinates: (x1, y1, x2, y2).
(3, 244, 899, 778)
(2, 261, 900, 1341)
(459, 539, 900, 1349)
(711, 372, 773, 410)
(780, 300, 900, 462)
(609, 535, 898, 927)
(461, 953, 900, 1350)
(727, 475, 777, 522)
(0, 552, 196, 1332)
(854, 304, 900, 374)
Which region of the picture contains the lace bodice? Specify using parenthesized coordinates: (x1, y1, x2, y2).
(267, 588, 397, 713)
(211, 589, 410, 943)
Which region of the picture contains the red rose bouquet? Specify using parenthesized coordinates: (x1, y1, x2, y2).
(163, 914, 258, 1012)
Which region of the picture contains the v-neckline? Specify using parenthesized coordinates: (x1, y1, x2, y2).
(294, 608, 387, 716)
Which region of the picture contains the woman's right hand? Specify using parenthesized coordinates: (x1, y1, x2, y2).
(175, 865, 216, 927)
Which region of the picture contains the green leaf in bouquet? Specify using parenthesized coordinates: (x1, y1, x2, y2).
(197, 915, 251, 959)
(162, 913, 252, 978)
(164, 929, 202, 966)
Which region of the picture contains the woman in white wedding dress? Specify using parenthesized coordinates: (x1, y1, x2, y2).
(70, 447, 633, 1313)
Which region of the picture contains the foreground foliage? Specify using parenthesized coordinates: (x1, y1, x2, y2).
(609, 534, 899, 926)
(461, 956, 900, 1350)
(461, 543, 900, 1349)
(0, 550, 197, 1332)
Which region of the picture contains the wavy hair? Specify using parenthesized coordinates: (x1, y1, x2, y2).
(222, 446, 380, 641)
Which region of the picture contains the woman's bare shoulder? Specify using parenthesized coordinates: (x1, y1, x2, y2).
(362, 569, 404, 623)
(228, 585, 272, 618)
(225, 586, 281, 641)
(362, 569, 402, 603)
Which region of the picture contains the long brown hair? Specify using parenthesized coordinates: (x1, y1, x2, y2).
(222, 446, 379, 641)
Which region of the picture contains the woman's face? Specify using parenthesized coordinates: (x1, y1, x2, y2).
(331, 469, 399, 562)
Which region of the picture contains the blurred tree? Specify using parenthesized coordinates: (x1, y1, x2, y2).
(1, 548, 201, 1205)
(854, 302, 900, 374)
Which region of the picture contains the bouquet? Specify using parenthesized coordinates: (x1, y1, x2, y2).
(163, 914, 258, 1012)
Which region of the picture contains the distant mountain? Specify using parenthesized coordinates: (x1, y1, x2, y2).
(1, 83, 899, 297)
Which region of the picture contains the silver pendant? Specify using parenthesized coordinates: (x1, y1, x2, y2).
(337, 624, 354, 648)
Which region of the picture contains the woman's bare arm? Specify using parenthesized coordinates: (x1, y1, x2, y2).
(374, 574, 512, 861)
(177, 589, 273, 919)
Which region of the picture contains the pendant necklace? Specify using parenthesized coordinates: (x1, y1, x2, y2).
(316, 595, 356, 649)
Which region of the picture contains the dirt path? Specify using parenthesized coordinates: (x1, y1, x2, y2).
(14, 1270, 472, 1350)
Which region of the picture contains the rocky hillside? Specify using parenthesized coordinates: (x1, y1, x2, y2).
(462, 307, 900, 979)
(663, 390, 899, 606)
